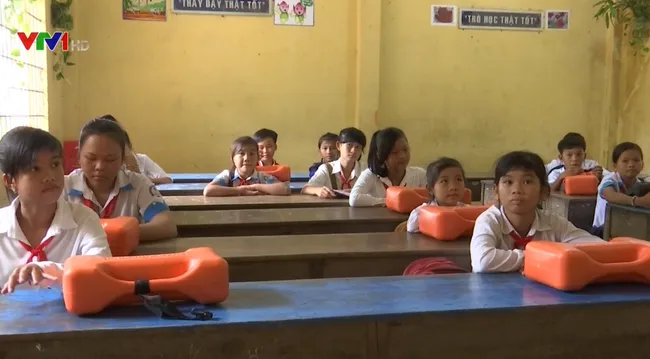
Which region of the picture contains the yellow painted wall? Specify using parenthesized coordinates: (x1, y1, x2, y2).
(54, 0, 611, 173)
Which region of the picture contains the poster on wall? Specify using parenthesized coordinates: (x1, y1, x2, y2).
(546, 10, 570, 30)
(123, 0, 167, 21)
(459, 9, 543, 31)
(172, 0, 271, 16)
(274, 0, 314, 26)
(431, 5, 457, 27)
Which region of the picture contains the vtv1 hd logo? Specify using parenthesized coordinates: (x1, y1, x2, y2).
(17, 32, 89, 52)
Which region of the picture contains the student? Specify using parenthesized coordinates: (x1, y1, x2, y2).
(349, 127, 426, 207)
(303, 128, 366, 198)
(592, 142, 650, 237)
(547, 132, 604, 191)
(253, 128, 279, 166)
(100, 114, 172, 185)
(0, 127, 111, 293)
(470, 151, 603, 273)
(407, 157, 467, 233)
(308, 132, 340, 178)
(64, 118, 177, 242)
(203, 136, 290, 197)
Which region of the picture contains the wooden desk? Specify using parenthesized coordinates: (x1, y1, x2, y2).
(166, 195, 349, 211)
(135, 232, 470, 281)
(544, 192, 596, 231)
(465, 172, 492, 202)
(171, 207, 408, 237)
(604, 203, 650, 241)
(169, 173, 311, 183)
(158, 182, 305, 196)
(3, 275, 650, 359)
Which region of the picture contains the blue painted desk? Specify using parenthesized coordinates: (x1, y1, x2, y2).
(2, 274, 650, 358)
(605, 203, 650, 241)
(157, 182, 305, 196)
(169, 173, 311, 184)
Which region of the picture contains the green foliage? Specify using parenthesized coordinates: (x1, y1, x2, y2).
(594, 0, 650, 54)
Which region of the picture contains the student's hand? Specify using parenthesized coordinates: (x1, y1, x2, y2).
(1, 263, 57, 294)
(564, 166, 584, 177)
(318, 186, 336, 199)
(636, 193, 650, 207)
(237, 186, 261, 196)
(124, 153, 140, 173)
(591, 166, 604, 179)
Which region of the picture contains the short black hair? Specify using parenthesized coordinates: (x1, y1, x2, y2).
(0, 127, 63, 199)
(339, 127, 367, 150)
(253, 128, 278, 143)
(367, 127, 407, 177)
(557, 132, 586, 153)
(612, 142, 644, 163)
(79, 118, 128, 156)
(318, 132, 339, 148)
(494, 151, 549, 190)
(426, 157, 465, 200)
(98, 114, 132, 149)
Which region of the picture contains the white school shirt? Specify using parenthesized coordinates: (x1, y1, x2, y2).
(306, 159, 366, 190)
(470, 205, 604, 273)
(64, 169, 170, 224)
(135, 153, 169, 179)
(210, 169, 278, 187)
(546, 159, 607, 184)
(0, 197, 111, 285)
(406, 200, 466, 233)
(593, 172, 640, 229)
(349, 167, 427, 207)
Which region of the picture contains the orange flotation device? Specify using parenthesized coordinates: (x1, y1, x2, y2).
(100, 217, 140, 256)
(62, 247, 229, 316)
(524, 238, 650, 291)
(257, 165, 291, 182)
(418, 205, 490, 241)
(563, 173, 598, 196)
(385, 187, 472, 214)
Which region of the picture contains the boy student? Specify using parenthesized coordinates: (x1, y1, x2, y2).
(308, 132, 340, 178)
(254, 128, 279, 166)
(547, 132, 605, 192)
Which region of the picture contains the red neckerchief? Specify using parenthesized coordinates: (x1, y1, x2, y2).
(19, 236, 54, 264)
(339, 172, 353, 190)
(83, 194, 119, 219)
(239, 178, 250, 186)
(509, 231, 533, 250)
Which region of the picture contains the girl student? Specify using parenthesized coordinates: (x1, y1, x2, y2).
(349, 127, 426, 207)
(0, 127, 111, 294)
(302, 127, 367, 199)
(100, 114, 172, 185)
(407, 157, 467, 233)
(592, 142, 650, 237)
(470, 151, 603, 274)
(203, 136, 290, 197)
(64, 118, 177, 242)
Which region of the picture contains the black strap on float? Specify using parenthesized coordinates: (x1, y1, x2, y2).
(134, 280, 214, 321)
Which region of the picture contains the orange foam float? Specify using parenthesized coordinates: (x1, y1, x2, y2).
(257, 165, 291, 182)
(418, 205, 490, 241)
(385, 187, 472, 214)
(524, 238, 650, 291)
(563, 173, 598, 196)
(62, 247, 229, 315)
(100, 217, 140, 256)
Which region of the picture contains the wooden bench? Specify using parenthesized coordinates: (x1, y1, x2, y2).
(480, 179, 494, 205)
(171, 207, 408, 237)
(157, 182, 305, 196)
(165, 195, 349, 211)
(604, 203, 650, 241)
(3, 274, 650, 358)
(544, 192, 596, 231)
(466, 172, 492, 203)
(169, 172, 311, 183)
(134, 232, 470, 281)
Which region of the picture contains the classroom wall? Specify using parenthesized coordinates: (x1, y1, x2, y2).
(55, 0, 610, 173)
